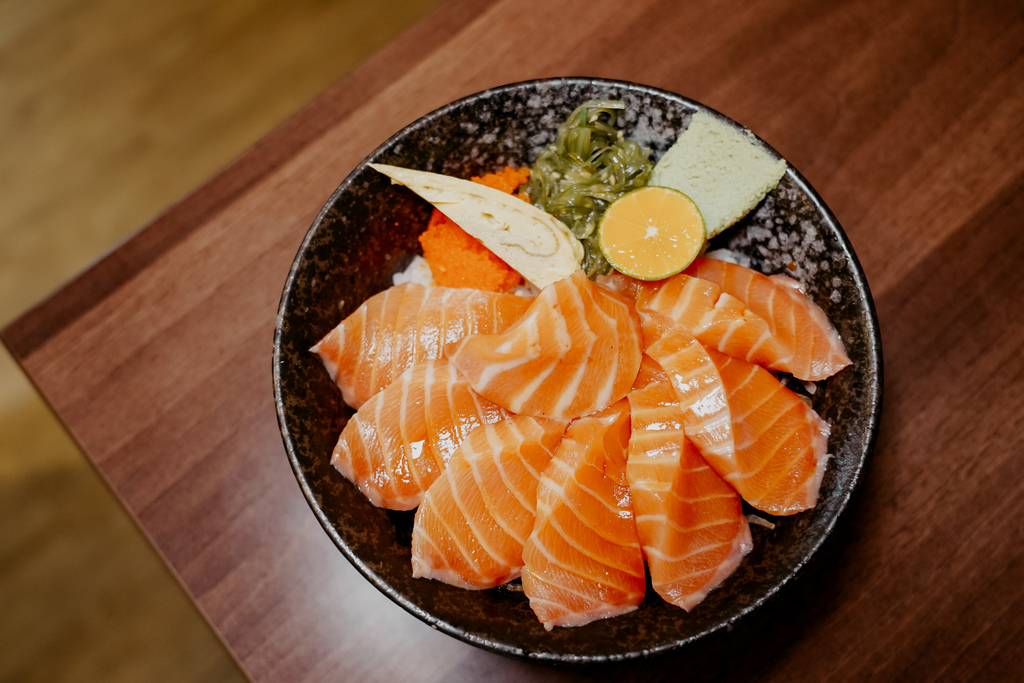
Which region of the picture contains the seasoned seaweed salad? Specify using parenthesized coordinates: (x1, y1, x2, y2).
(526, 100, 653, 277)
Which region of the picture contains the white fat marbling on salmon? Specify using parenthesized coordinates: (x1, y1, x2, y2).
(331, 359, 512, 511)
(412, 416, 568, 590)
(447, 271, 642, 420)
(686, 258, 850, 381)
(642, 312, 736, 467)
(549, 283, 599, 417)
(635, 273, 796, 373)
(703, 348, 831, 514)
(312, 283, 533, 409)
(520, 401, 645, 630)
(626, 360, 752, 611)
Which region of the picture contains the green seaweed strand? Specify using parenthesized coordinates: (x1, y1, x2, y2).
(527, 100, 653, 278)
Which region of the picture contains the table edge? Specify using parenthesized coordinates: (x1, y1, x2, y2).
(1, 0, 494, 364)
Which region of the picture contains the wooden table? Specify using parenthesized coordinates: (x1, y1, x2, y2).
(4, 0, 1023, 679)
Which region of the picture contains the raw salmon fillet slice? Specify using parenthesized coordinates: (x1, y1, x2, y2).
(634, 272, 796, 374)
(411, 415, 569, 589)
(447, 270, 642, 419)
(685, 258, 851, 381)
(311, 283, 532, 408)
(706, 347, 831, 515)
(331, 359, 513, 510)
(520, 399, 646, 629)
(644, 312, 830, 515)
(640, 311, 735, 467)
(627, 356, 752, 610)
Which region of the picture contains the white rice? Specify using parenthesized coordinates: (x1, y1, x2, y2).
(392, 255, 434, 286)
(512, 282, 540, 297)
(704, 248, 753, 269)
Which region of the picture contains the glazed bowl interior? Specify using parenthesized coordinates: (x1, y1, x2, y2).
(273, 78, 883, 662)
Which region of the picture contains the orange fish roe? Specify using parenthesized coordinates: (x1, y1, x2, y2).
(418, 167, 531, 293)
(474, 166, 531, 195)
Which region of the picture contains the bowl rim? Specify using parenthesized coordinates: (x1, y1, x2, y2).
(272, 76, 884, 662)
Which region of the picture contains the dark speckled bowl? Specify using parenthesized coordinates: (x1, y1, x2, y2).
(273, 78, 883, 662)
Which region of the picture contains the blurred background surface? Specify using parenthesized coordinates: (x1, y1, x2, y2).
(0, 0, 443, 679)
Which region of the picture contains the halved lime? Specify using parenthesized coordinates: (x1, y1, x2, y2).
(598, 186, 706, 281)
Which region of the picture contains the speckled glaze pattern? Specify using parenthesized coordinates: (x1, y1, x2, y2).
(273, 78, 883, 662)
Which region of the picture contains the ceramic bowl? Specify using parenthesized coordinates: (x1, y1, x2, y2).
(273, 77, 883, 662)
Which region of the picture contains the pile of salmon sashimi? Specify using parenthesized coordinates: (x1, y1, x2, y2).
(311, 259, 850, 631)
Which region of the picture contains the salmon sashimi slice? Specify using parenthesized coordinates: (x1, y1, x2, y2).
(705, 347, 831, 515)
(331, 359, 513, 510)
(411, 415, 569, 589)
(633, 273, 796, 374)
(685, 258, 851, 381)
(626, 356, 752, 610)
(311, 283, 533, 408)
(640, 311, 735, 468)
(447, 270, 642, 419)
(644, 312, 830, 514)
(520, 399, 646, 630)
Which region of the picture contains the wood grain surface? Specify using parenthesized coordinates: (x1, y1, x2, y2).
(4, 0, 1023, 680)
(0, 1, 442, 679)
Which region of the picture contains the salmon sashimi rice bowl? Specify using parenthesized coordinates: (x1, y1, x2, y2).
(277, 84, 878, 652)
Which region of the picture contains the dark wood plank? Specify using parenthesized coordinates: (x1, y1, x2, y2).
(4, 0, 1024, 679)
